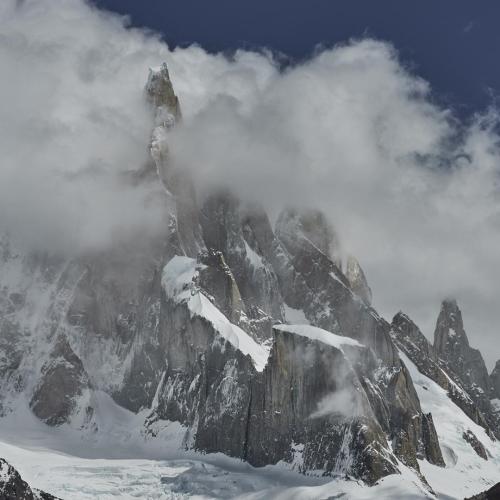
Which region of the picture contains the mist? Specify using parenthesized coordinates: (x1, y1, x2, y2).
(2, 0, 500, 367)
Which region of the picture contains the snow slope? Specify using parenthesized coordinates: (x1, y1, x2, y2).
(400, 352, 500, 499)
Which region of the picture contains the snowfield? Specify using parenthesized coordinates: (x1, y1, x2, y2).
(0, 438, 432, 500)
(0, 355, 497, 498)
(0, 391, 432, 499)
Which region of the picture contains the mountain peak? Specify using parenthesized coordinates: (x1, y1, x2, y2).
(146, 62, 181, 125)
(434, 298, 491, 397)
(434, 298, 469, 352)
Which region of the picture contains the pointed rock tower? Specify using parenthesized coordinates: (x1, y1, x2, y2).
(434, 299, 490, 393)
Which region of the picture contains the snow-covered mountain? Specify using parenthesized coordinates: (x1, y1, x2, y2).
(0, 63, 499, 499)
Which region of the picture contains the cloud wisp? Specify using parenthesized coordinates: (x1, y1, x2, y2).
(2, 0, 500, 366)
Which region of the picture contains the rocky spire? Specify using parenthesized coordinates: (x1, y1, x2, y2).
(145, 63, 205, 259)
(434, 299, 469, 353)
(145, 62, 181, 124)
(433, 299, 490, 393)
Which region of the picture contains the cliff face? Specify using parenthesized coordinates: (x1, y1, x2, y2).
(2, 63, 499, 493)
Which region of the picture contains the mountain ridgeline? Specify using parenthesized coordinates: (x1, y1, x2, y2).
(0, 63, 499, 496)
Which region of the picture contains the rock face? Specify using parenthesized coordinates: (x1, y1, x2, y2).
(149, 309, 399, 483)
(0, 458, 59, 499)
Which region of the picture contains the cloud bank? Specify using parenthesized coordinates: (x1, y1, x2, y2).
(2, 0, 500, 366)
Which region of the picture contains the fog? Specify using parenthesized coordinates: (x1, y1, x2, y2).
(2, 0, 500, 367)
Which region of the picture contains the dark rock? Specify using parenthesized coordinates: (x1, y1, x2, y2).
(30, 336, 90, 426)
(421, 413, 445, 466)
(462, 429, 488, 460)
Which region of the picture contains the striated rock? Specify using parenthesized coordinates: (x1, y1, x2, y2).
(247, 327, 399, 483)
(0, 458, 60, 499)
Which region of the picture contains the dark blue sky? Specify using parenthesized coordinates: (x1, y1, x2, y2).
(95, 0, 500, 117)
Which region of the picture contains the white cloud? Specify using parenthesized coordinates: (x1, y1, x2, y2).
(1, 0, 500, 367)
(310, 388, 363, 419)
(0, 0, 171, 252)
